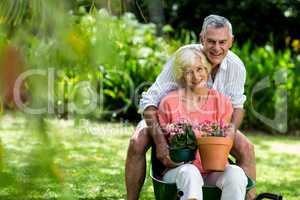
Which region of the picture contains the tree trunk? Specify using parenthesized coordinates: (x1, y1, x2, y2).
(147, 0, 165, 35)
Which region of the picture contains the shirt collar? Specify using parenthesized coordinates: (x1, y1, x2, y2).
(219, 54, 228, 71)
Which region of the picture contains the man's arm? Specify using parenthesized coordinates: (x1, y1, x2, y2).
(231, 107, 256, 200)
(139, 55, 178, 167)
(143, 106, 178, 167)
(231, 131, 256, 200)
(139, 56, 177, 113)
(225, 57, 247, 126)
(231, 108, 245, 130)
(226, 62, 256, 199)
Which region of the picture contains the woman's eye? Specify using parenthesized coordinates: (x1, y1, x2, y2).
(197, 67, 203, 72)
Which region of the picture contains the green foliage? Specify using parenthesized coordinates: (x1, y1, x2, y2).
(98, 12, 172, 120)
(232, 43, 300, 132)
(169, 123, 197, 150)
(3, 6, 173, 120)
(155, 0, 300, 48)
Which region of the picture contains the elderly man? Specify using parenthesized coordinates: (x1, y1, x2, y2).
(125, 14, 256, 200)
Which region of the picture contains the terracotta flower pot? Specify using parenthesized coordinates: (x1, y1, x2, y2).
(197, 137, 233, 171)
(169, 148, 196, 163)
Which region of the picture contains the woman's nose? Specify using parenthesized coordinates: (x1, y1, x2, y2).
(191, 71, 198, 80)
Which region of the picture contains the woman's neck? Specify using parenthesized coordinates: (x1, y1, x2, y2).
(186, 87, 209, 97)
(184, 87, 209, 103)
(182, 87, 209, 111)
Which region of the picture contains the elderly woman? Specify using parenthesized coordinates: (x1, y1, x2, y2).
(158, 47, 248, 200)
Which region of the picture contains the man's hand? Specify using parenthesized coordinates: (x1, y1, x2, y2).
(246, 188, 256, 200)
(155, 140, 183, 168)
(224, 123, 236, 140)
(143, 106, 182, 168)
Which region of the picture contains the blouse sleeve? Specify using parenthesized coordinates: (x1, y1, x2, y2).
(215, 91, 233, 124)
(221, 96, 234, 124)
(157, 96, 172, 128)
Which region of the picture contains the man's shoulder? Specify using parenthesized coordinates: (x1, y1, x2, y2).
(226, 50, 245, 69)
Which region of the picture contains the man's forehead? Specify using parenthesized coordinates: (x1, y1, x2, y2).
(203, 26, 231, 39)
(204, 26, 230, 36)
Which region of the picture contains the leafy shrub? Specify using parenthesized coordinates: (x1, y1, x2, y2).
(9, 9, 174, 121)
(232, 43, 300, 133)
(2, 6, 300, 133)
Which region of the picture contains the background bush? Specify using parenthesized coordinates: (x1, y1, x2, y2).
(129, 0, 300, 50)
(1, 4, 299, 133)
(232, 43, 300, 133)
(2, 8, 176, 121)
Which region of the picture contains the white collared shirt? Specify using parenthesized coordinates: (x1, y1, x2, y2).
(139, 44, 246, 113)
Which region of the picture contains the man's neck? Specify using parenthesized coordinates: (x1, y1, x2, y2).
(211, 64, 220, 82)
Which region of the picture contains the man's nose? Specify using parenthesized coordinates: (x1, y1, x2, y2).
(213, 42, 221, 50)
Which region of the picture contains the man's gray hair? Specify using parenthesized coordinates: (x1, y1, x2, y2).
(201, 14, 233, 36)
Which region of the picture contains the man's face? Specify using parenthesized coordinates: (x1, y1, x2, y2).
(201, 26, 233, 67)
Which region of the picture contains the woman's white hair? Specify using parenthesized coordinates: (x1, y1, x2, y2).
(201, 14, 233, 37)
(173, 47, 212, 86)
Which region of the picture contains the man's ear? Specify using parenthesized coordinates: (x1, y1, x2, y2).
(229, 36, 234, 48)
(199, 32, 204, 44)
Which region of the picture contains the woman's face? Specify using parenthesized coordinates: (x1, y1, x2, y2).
(183, 58, 208, 89)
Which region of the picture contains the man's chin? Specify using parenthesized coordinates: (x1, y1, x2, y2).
(208, 56, 223, 66)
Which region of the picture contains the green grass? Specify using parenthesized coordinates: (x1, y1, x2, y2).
(0, 113, 299, 199)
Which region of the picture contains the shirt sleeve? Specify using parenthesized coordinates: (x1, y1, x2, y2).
(139, 56, 178, 113)
(225, 61, 246, 108)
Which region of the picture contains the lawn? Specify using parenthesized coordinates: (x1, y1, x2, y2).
(0, 113, 299, 199)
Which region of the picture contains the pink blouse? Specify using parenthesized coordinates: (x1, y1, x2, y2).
(158, 89, 233, 174)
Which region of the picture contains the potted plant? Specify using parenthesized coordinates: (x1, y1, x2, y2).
(197, 121, 233, 171)
(165, 120, 197, 163)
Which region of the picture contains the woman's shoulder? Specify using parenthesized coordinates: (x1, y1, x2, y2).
(209, 89, 233, 117)
(159, 89, 182, 106)
(162, 89, 182, 99)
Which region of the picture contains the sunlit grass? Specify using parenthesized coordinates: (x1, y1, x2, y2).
(0, 113, 299, 199)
